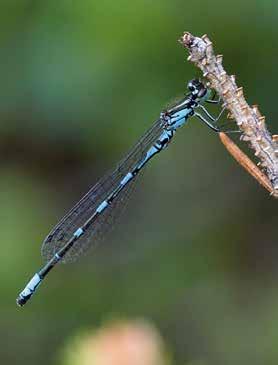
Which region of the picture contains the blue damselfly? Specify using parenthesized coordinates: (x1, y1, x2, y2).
(17, 79, 224, 306)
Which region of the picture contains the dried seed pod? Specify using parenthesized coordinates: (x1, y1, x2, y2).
(219, 132, 273, 194)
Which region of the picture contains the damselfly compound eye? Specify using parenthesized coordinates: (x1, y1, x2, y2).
(187, 81, 195, 91)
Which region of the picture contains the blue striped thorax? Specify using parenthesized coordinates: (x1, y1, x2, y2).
(162, 107, 192, 131)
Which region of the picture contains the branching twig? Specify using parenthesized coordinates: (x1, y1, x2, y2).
(180, 32, 278, 198)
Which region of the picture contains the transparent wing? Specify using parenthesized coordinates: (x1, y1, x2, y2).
(41, 118, 164, 263)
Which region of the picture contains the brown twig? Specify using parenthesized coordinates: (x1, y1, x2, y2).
(180, 32, 278, 198)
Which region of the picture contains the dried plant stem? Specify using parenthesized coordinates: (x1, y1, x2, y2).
(219, 132, 273, 194)
(180, 32, 278, 198)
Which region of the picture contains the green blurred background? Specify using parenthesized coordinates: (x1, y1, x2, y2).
(1, 0, 277, 364)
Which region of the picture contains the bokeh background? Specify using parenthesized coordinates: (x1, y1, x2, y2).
(1, 1, 277, 364)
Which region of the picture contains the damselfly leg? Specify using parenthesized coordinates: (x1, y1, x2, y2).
(194, 112, 220, 132)
(198, 104, 225, 123)
(205, 89, 221, 104)
(195, 104, 240, 134)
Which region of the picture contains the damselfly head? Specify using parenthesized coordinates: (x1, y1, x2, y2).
(187, 79, 208, 100)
